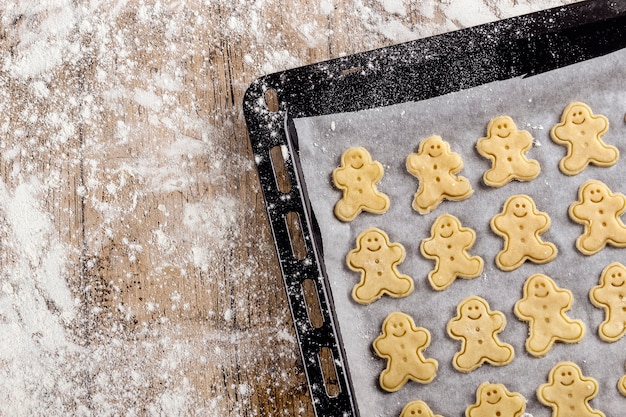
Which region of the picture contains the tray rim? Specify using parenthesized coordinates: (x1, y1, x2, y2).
(243, 1, 626, 415)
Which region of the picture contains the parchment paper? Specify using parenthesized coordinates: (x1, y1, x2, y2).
(294, 46, 626, 417)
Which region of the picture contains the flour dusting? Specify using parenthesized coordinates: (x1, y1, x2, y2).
(0, 0, 577, 415)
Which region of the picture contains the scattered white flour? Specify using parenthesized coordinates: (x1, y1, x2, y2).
(0, 0, 577, 415)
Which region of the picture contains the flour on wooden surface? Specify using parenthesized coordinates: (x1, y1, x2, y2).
(0, 0, 576, 415)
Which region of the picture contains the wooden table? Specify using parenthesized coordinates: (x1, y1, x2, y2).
(0, 1, 574, 415)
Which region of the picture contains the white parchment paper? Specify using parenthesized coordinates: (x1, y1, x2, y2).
(294, 46, 626, 417)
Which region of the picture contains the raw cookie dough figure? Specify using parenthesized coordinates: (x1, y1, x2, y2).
(477, 115, 540, 187)
(400, 400, 443, 417)
(569, 179, 626, 255)
(619, 368, 626, 397)
(465, 382, 526, 417)
(537, 362, 605, 417)
(447, 296, 514, 372)
(514, 274, 585, 357)
(550, 102, 618, 175)
(373, 312, 438, 392)
(347, 228, 414, 304)
(420, 214, 483, 291)
(406, 135, 473, 214)
(332, 146, 390, 221)
(491, 194, 557, 271)
(589, 262, 626, 342)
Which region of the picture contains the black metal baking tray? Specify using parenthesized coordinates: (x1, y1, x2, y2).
(243, 1, 626, 415)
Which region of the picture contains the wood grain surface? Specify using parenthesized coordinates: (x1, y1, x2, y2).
(0, 1, 575, 415)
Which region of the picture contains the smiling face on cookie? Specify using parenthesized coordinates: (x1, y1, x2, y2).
(422, 136, 446, 158)
(528, 275, 552, 298)
(434, 214, 458, 239)
(554, 363, 578, 387)
(479, 383, 504, 405)
(344, 147, 369, 169)
(400, 400, 434, 417)
(360, 229, 385, 252)
(461, 298, 487, 321)
(603, 264, 626, 288)
(566, 104, 591, 125)
(507, 195, 531, 218)
(384, 312, 412, 338)
(581, 181, 609, 204)
(489, 116, 516, 139)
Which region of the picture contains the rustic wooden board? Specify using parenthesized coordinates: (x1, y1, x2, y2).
(0, 1, 578, 415)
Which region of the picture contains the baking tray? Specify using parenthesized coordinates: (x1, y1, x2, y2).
(243, 1, 626, 416)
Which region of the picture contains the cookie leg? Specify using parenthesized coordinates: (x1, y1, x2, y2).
(528, 330, 552, 355)
(619, 374, 626, 397)
(366, 192, 390, 213)
(429, 269, 454, 290)
(353, 279, 384, 303)
(380, 366, 407, 392)
(408, 358, 438, 383)
(528, 241, 557, 263)
(385, 274, 413, 296)
(608, 225, 626, 247)
(415, 186, 442, 213)
(334, 198, 359, 221)
(514, 159, 540, 181)
(484, 166, 509, 186)
(497, 246, 524, 270)
(578, 231, 607, 255)
(557, 321, 585, 342)
(593, 145, 619, 165)
(458, 255, 483, 278)
(454, 349, 481, 372)
(600, 319, 626, 341)
(487, 343, 514, 365)
(446, 177, 473, 199)
(561, 153, 587, 175)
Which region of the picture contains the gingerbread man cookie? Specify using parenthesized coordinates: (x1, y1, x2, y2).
(346, 228, 414, 304)
(406, 135, 473, 214)
(491, 194, 557, 271)
(373, 312, 438, 392)
(537, 361, 605, 417)
(420, 214, 483, 291)
(550, 102, 618, 175)
(514, 274, 585, 357)
(589, 262, 626, 342)
(446, 296, 514, 373)
(476, 115, 540, 187)
(465, 382, 526, 417)
(400, 400, 443, 417)
(332, 146, 390, 221)
(619, 370, 626, 397)
(569, 179, 626, 255)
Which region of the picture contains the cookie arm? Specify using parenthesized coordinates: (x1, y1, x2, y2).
(420, 236, 437, 258)
(346, 249, 366, 270)
(590, 285, 610, 305)
(514, 130, 534, 151)
(406, 153, 421, 174)
(492, 311, 505, 330)
(373, 334, 393, 356)
(332, 167, 349, 189)
(476, 136, 496, 157)
(513, 298, 532, 320)
(490, 213, 506, 237)
(446, 316, 463, 338)
(569, 201, 590, 223)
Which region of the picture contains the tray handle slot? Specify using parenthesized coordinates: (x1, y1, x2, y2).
(285, 211, 308, 260)
(302, 278, 324, 329)
(318, 346, 341, 398)
(270, 145, 292, 193)
(264, 88, 279, 112)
